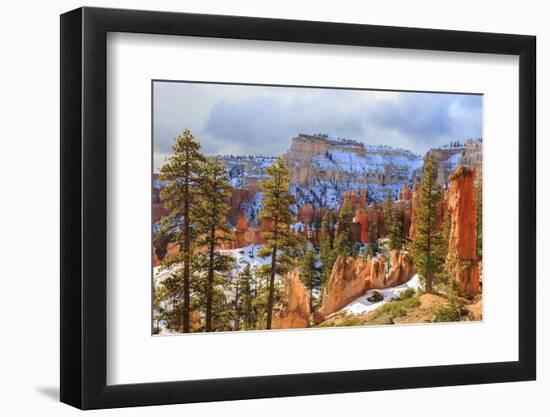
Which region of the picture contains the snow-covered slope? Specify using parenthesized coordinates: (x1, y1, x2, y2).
(343, 274, 421, 315)
(220, 136, 423, 215)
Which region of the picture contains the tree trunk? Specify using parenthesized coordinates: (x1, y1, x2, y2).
(266, 246, 278, 329)
(182, 176, 191, 333)
(234, 281, 240, 331)
(205, 225, 216, 332)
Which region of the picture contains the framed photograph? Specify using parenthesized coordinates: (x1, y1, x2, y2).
(60, 6, 536, 410)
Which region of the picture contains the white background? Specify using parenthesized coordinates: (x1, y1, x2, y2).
(108, 33, 518, 385)
(0, 0, 546, 415)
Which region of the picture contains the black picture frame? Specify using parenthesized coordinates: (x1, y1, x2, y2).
(60, 6, 536, 410)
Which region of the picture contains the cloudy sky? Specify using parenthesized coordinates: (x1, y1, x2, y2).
(153, 81, 482, 172)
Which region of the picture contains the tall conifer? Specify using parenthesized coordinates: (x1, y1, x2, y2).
(334, 201, 356, 258)
(258, 157, 301, 329)
(299, 247, 320, 312)
(158, 129, 205, 332)
(193, 156, 234, 331)
(411, 153, 446, 292)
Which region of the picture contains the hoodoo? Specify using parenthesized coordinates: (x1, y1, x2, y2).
(273, 267, 311, 329)
(447, 167, 480, 296)
(399, 180, 412, 201)
(316, 252, 414, 322)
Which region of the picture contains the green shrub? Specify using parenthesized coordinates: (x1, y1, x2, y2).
(399, 288, 415, 300)
(370, 297, 420, 321)
(432, 303, 467, 323)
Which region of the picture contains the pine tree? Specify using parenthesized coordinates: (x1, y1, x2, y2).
(384, 191, 404, 251)
(192, 156, 234, 332)
(319, 210, 337, 286)
(476, 179, 482, 259)
(411, 153, 446, 293)
(366, 221, 379, 257)
(153, 273, 184, 333)
(299, 247, 320, 312)
(235, 264, 257, 330)
(334, 201, 356, 258)
(158, 129, 205, 332)
(258, 157, 301, 329)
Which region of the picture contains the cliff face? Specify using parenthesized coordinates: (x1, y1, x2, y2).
(273, 267, 311, 329)
(461, 139, 483, 178)
(283, 134, 421, 188)
(447, 167, 480, 296)
(316, 250, 414, 321)
(420, 139, 482, 186)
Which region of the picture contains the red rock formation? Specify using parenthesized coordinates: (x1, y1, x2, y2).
(387, 250, 415, 287)
(367, 255, 387, 288)
(153, 246, 160, 267)
(355, 212, 369, 243)
(297, 204, 316, 224)
(447, 167, 480, 296)
(316, 251, 414, 321)
(399, 180, 412, 201)
(235, 210, 249, 230)
(273, 267, 311, 329)
(165, 242, 180, 258)
(409, 180, 420, 240)
(227, 187, 259, 225)
(342, 190, 361, 210)
(317, 256, 372, 319)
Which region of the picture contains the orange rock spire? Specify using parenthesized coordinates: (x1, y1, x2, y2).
(447, 167, 480, 296)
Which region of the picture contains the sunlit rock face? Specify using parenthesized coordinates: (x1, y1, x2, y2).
(399, 180, 412, 201)
(273, 267, 311, 329)
(387, 250, 415, 287)
(447, 167, 480, 296)
(316, 251, 414, 322)
(317, 256, 372, 322)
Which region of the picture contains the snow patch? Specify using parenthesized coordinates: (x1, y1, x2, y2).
(343, 274, 422, 315)
(219, 244, 272, 272)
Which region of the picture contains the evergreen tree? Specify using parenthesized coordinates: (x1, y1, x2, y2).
(384, 191, 404, 251)
(476, 179, 483, 259)
(319, 210, 337, 285)
(299, 247, 320, 312)
(442, 204, 451, 259)
(411, 154, 446, 292)
(334, 201, 356, 258)
(258, 157, 301, 329)
(192, 157, 234, 331)
(153, 273, 184, 333)
(158, 129, 205, 332)
(234, 264, 257, 330)
(366, 221, 379, 257)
